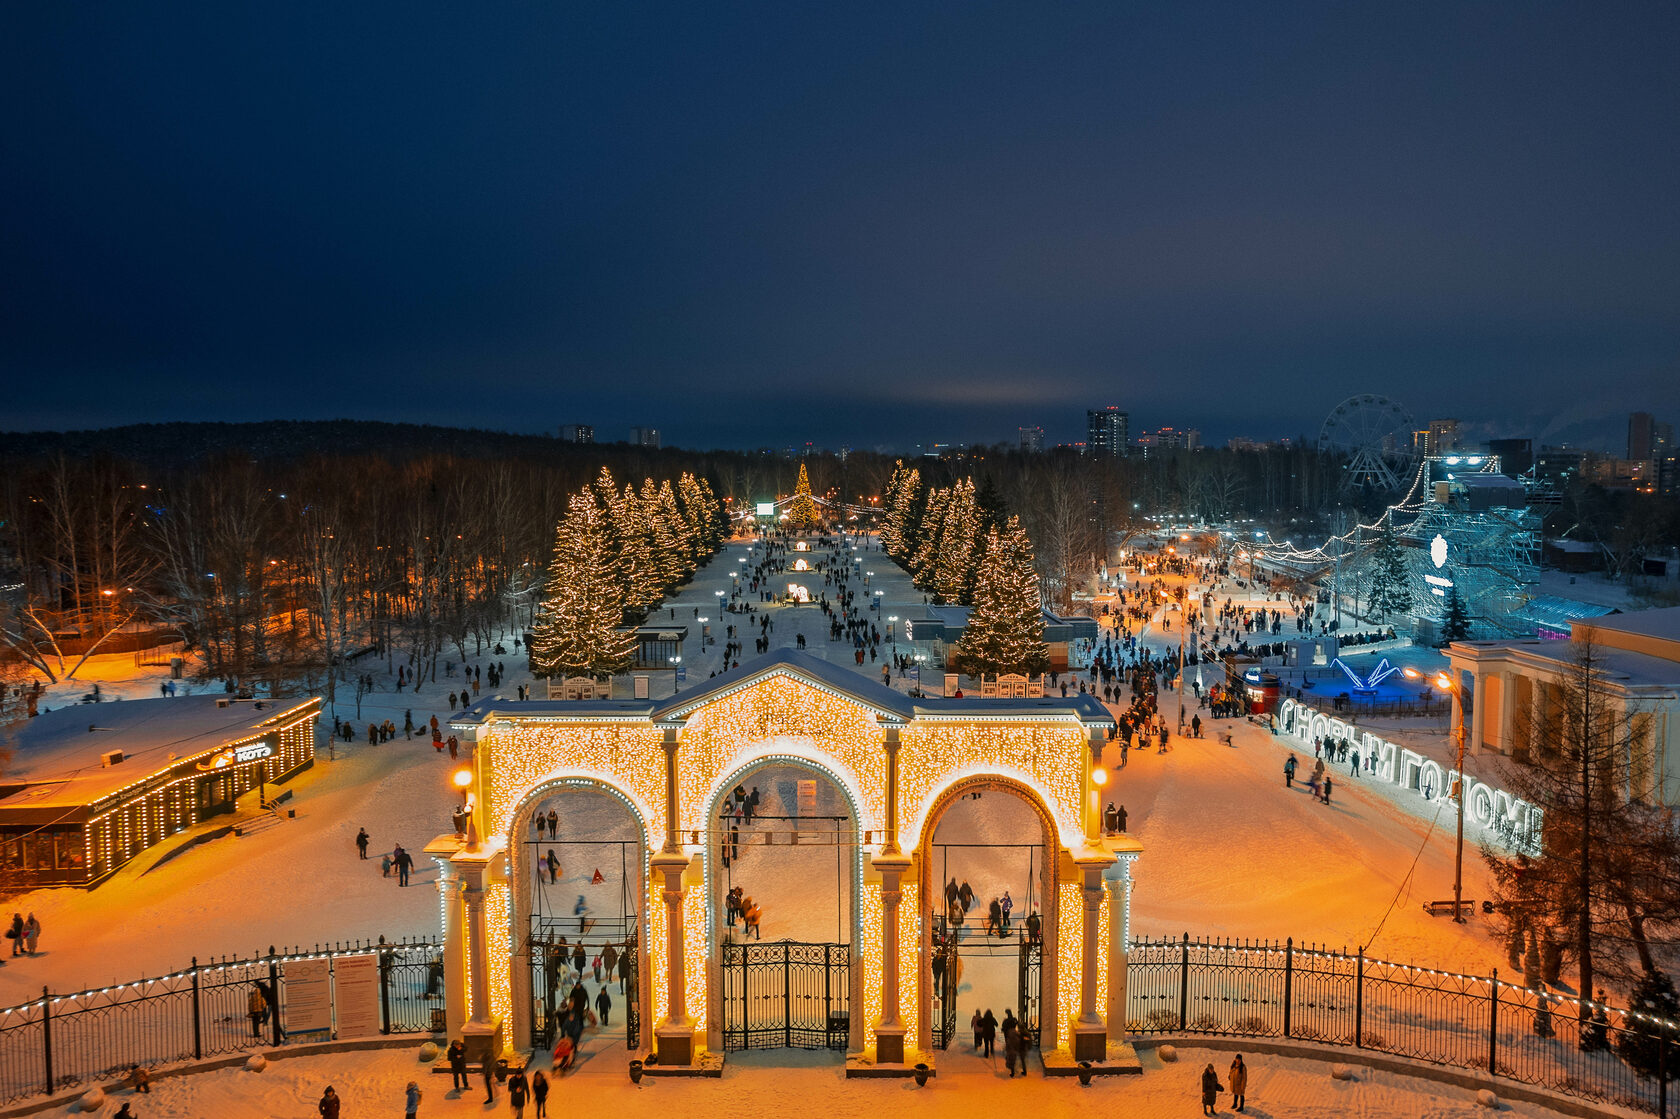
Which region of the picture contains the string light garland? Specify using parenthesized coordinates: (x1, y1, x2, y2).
(899, 724, 1086, 849)
(485, 725, 664, 837)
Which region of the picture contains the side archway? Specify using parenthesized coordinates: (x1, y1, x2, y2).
(504, 775, 654, 1061)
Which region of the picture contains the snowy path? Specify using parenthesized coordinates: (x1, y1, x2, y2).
(38, 1042, 1639, 1119)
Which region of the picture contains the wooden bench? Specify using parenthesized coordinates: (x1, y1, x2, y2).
(1423, 899, 1476, 918)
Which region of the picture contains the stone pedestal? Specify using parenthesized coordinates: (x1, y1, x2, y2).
(874, 1024, 906, 1065)
(655, 1021, 698, 1066)
(460, 1018, 504, 1068)
(1071, 1018, 1108, 1061)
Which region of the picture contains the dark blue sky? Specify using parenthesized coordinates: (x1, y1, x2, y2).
(4, 3, 1678, 452)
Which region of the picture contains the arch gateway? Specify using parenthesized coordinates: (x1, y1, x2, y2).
(427, 650, 1141, 1074)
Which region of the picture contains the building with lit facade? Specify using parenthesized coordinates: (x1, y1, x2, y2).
(434, 650, 1138, 1074)
(0, 695, 319, 887)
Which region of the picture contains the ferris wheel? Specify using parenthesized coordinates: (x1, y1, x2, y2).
(1318, 394, 1417, 493)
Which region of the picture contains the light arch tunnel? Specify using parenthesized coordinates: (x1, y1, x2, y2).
(428, 651, 1142, 1068)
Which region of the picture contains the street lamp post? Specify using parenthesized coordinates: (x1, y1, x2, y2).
(888, 615, 898, 653)
(1405, 667, 1469, 923)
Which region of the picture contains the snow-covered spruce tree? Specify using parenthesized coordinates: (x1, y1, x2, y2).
(530, 490, 635, 680)
(958, 517, 1048, 675)
(788, 463, 821, 529)
(1440, 584, 1471, 643)
(1366, 520, 1413, 621)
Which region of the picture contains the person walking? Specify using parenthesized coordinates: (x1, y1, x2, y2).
(247, 984, 267, 1038)
(507, 1069, 529, 1119)
(1283, 755, 1297, 788)
(446, 1039, 468, 1091)
(1228, 1054, 1248, 1112)
(404, 1079, 422, 1119)
(981, 1009, 998, 1058)
(23, 915, 38, 956)
(6, 914, 20, 956)
(596, 985, 612, 1027)
(317, 1085, 341, 1119)
(394, 845, 414, 886)
(356, 828, 369, 859)
(971, 1008, 984, 1050)
(1200, 1062, 1224, 1115)
(531, 1070, 550, 1119)
(1322, 775, 1334, 806)
(481, 1057, 496, 1104)
(1002, 1009, 1022, 1078)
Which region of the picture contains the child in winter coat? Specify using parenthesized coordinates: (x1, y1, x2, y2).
(404, 1080, 422, 1119)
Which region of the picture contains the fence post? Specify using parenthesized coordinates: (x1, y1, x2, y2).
(380, 947, 393, 1035)
(1660, 1031, 1669, 1119)
(1179, 933, 1190, 1030)
(268, 948, 283, 1048)
(1354, 947, 1364, 1049)
(192, 957, 203, 1061)
(40, 987, 52, 1098)
(1488, 969, 1499, 1076)
(1282, 938, 1293, 1038)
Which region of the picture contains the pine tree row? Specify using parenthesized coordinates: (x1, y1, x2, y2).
(879, 461, 1048, 673)
(530, 468, 725, 679)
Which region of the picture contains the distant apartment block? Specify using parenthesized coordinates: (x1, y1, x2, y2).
(629, 426, 661, 449)
(1018, 425, 1044, 452)
(558, 424, 594, 443)
(1086, 407, 1128, 457)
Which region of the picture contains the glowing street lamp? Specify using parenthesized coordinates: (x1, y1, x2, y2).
(1404, 666, 1469, 923)
(888, 615, 898, 651)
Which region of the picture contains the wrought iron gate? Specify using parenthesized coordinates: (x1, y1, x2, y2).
(529, 930, 640, 1050)
(1018, 936, 1042, 1047)
(721, 940, 850, 1050)
(931, 928, 959, 1050)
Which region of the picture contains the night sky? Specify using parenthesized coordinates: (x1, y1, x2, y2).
(4, 4, 1678, 451)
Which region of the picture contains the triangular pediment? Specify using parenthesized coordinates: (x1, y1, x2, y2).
(649, 648, 913, 724)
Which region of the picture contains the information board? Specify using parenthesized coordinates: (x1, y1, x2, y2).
(282, 958, 333, 1043)
(334, 954, 382, 1039)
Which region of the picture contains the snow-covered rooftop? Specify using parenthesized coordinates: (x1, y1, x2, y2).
(2, 695, 319, 807)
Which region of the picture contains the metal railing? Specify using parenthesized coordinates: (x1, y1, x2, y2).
(0, 937, 443, 1105)
(1127, 935, 1674, 1116)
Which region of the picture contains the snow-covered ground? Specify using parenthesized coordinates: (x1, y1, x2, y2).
(25, 1042, 1644, 1119)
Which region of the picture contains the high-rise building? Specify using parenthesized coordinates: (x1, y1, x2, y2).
(1086, 407, 1128, 457)
(558, 424, 594, 443)
(1184, 429, 1202, 452)
(1018, 425, 1044, 452)
(1486, 438, 1533, 476)
(1629, 412, 1657, 462)
(629, 426, 661, 449)
(1155, 427, 1183, 450)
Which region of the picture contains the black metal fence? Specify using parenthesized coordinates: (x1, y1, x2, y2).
(1128, 935, 1674, 1116)
(0, 937, 442, 1106)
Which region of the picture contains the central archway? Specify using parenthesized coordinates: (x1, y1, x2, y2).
(915, 774, 1058, 1056)
(702, 751, 864, 1053)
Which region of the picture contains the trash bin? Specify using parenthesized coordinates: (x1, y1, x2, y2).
(170, 656, 184, 679)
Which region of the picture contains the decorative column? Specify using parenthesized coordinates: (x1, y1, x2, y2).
(873, 726, 911, 1063)
(1104, 849, 1139, 1042)
(652, 726, 698, 1064)
(425, 836, 467, 1038)
(1070, 853, 1114, 1061)
(453, 849, 504, 1065)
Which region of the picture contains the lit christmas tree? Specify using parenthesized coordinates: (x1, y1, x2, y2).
(882, 462, 921, 559)
(530, 490, 635, 679)
(909, 485, 950, 586)
(788, 462, 821, 529)
(933, 479, 979, 604)
(959, 516, 1048, 674)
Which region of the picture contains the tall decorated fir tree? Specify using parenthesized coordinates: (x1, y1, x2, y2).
(788, 462, 821, 529)
(1366, 520, 1414, 620)
(933, 479, 979, 604)
(959, 516, 1049, 675)
(1440, 584, 1471, 643)
(530, 490, 635, 679)
(909, 485, 950, 586)
(882, 463, 921, 560)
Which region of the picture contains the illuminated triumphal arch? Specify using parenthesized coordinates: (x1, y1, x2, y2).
(428, 650, 1140, 1073)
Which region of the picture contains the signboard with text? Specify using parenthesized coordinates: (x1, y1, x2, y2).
(282, 958, 333, 1043)
(333, 954, 381, 1038)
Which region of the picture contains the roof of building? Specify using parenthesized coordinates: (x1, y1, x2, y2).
(450, 648, 1112, 729)
(1446, 639, 1680, 692)
(1515, 595, 1619, 632)
(1, 695, 320, 809)
(1577, 605, 1680, 644)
